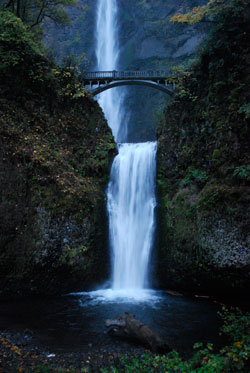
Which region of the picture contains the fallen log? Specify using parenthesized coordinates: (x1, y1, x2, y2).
(166, 290, 183, 297)
(105, 312, 170, 353)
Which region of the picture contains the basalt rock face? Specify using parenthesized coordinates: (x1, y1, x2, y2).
(156, 0, 250, 296)
(43, 0, 96, 67)
(43, 0, 207, 141)
(118, 0, 207, 65)
(156, 184, 250, 295)
(0, 13, 116, 298)
(44, 0, 207, 67)
(117, 0, 207, 141)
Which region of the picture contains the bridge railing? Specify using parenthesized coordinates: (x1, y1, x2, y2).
(83, 70, 170, 80)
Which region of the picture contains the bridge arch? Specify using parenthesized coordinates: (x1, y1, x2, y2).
(90, 80, 174, 96)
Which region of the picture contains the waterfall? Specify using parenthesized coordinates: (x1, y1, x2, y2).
(95, 0, 126, 142)
(107, 142, 157, 290)
(95, 0, 157, 294)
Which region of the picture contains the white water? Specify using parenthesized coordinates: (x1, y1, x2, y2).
(95, 0, 127, 142)
(107, 142, 157, 290)
(95, 0, 157, 298)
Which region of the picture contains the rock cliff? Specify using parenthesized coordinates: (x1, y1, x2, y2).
(156, 0, 250, 295)
(0, 12, 115, 298)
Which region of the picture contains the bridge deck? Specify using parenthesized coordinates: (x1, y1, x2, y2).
(83, 70, 178, 96)
(83, 70, 177, 83)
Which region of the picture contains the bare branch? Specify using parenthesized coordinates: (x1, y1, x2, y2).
(5, 0, 14, 9)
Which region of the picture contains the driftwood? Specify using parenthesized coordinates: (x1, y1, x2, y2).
(166, 290, 183, 297)
(105, 312, 170, 353)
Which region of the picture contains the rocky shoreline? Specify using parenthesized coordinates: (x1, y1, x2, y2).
(0, 329, 150, 372)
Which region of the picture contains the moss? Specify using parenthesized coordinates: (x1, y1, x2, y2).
(60, 245, 88, 265)
(212, 149, 221, 159)
(198, 185, 249, 213)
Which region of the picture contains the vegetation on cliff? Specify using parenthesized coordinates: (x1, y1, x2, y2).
(157, 0, 250, 295)
(170, 0, 225, 24)
(0, 11, 116, 297)
(0, 0, 77, 29)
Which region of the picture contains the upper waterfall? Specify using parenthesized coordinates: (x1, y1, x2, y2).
(95, 0, 127, 142)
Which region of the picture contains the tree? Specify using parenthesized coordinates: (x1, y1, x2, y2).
(0, 9, 42, 70)
(170, 0, 226, 24)
(0, 0, 78, 28)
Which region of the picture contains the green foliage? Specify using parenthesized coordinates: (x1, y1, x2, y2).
(0, 12, 91, 106)
(232, 166, 250, 181)
(182, 168, 208, 186)
(0, 10, 42, 69)
(60, 245, 88, 265)
(238, 103, 250, 118)
(198, 185, 241, 211)
(212, 149, 221, 159)
(219, 306, 250, 343)
(100, 308, 250, 372)
(61, 52, 90, 75)
(0, 0, 78, 29)
(170, 0, 226, 24)
(32, 365, 65, 373)
(217, 307, 250, 371)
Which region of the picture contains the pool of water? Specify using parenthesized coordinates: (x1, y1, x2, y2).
(0, 290, 225, 355)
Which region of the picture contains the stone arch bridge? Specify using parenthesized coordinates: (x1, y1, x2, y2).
(83, 70, 178, 96)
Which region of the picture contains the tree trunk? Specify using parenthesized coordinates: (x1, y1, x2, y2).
(16, 0, 21, 18)
(105, 312, 170, 353)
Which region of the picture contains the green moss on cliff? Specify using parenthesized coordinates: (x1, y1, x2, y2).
(157, 0, 250, 295)
(0, 11, 115, 298)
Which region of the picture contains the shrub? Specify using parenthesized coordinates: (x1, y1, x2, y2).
(100, 307, 250, 372)
(232, 166, 250, 181)
(0, 10, 41, 70)
(182, 168, 208, 186)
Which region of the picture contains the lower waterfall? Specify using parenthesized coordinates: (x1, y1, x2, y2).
(107, 142, 157, 290)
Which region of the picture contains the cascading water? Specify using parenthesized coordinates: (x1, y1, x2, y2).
(107, 142, 157, 290)
(95, 0, 157, 297)
(95, 0, 126, 142)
